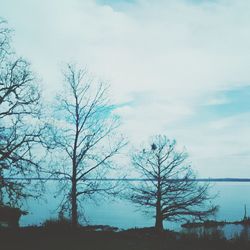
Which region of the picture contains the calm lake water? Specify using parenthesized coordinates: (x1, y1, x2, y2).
(20, 182, 250, 239)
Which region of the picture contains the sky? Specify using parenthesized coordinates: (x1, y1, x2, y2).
(1, 0, 250, 177)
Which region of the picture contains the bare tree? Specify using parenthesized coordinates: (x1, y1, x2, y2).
(130, 135, 217, 232)
(50, 65, 126, 227)
(0, 19, 43, 206)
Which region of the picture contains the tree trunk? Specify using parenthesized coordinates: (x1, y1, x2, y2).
(0, 172, 3, 205)
(155, 167, 163, 232)
(71, 177, 78, 228)
(155, 202, 163, 232)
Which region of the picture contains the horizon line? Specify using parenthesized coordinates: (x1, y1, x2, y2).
(3, 177, 250, 182)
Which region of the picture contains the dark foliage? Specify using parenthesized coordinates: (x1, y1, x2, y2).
(0, 227, 249, 250)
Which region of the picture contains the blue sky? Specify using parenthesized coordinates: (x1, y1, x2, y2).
(205, 86, 250, 117)
(98, 0, 135, 4)
(1, 0, 250, 177)
(178, 86, 250, 125)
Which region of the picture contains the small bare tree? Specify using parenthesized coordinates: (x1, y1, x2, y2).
(130, 135, 217, 232)
(0, 19, 43, 206)
(50, 65, 126, 227)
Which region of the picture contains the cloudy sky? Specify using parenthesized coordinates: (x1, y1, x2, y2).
(1, 0, 250, 177)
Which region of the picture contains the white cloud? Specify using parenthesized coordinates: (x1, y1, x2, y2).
(203, 97, 229, 106)
(1, 0, 250, 176)
(169, 112, 250, 177)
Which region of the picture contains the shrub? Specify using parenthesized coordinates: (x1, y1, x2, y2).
(42, 217, 71, 230)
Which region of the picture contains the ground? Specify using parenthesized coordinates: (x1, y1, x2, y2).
(0, 227, 249, 250)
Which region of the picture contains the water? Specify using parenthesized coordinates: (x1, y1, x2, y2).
(20, 182, 250, 239)
(181, 224, 250, 240)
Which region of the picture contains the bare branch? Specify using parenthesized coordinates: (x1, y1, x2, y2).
(129, 135, 217, 232)
(49, 64, 126, 227)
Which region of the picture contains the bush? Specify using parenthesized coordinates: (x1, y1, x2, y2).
(42, 217, 71, 230)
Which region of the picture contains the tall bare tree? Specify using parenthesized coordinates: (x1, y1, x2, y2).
(130, 135, 217, 232)
(0, 19, 43, 206)
(50, 65, 126, 227)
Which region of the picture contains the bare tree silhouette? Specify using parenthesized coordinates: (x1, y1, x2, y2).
(130, 135, 217, 232)
(49, 65, 126, 228)
(0, 19, 44, 206)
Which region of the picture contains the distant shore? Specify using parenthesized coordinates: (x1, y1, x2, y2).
(182, 219, 250, 228)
